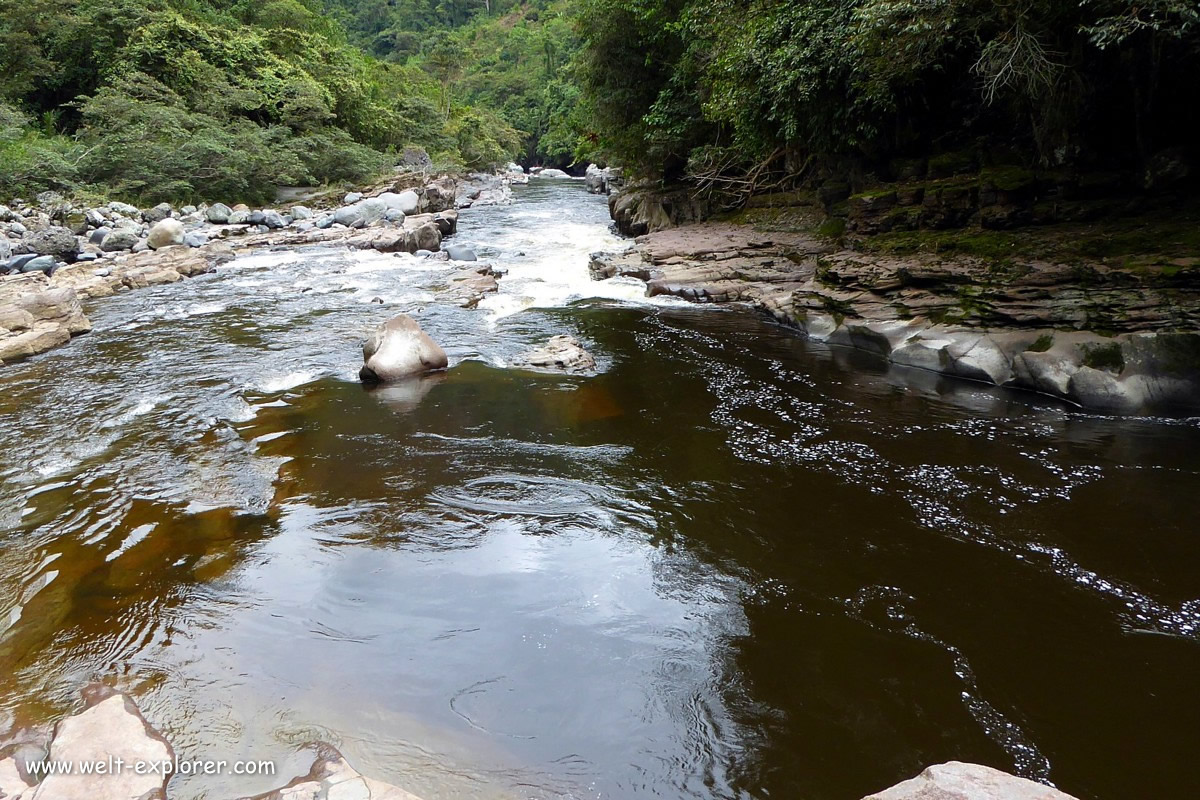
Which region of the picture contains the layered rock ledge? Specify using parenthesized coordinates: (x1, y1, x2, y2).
(591, 223, 1200, 413)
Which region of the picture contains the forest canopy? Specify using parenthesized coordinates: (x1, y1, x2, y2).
(2, 0, 1198, 204)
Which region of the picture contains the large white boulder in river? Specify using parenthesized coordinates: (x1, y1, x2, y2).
(146, 218, 185, 249)
(360, 314, 448, 382)
(862, 762, 1080, 800)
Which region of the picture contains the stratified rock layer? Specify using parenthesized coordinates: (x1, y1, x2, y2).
(592, 223, 1200, 413)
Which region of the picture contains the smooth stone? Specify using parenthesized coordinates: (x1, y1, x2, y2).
(20, 255, 55, 274)
(141, 202, 172, 224)
(146, 218, 185, 250)
(444, 244, 477, 261)
(206, 202, 233, 223)
(344, 192, 363, 204)
(262, 210, 287, 229)
(290, 205, 312, 220)
(89, 227, 111, 244)
(100, 230, 139, 252)
(183, 232, 209, 248)
(515, 335, 596, 372)
(360, 314, 448, 382)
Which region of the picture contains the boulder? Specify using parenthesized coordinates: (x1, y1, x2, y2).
(515, 335, 596, 372)
(413, 221, 442, 252)
(206, 202, 233, 223)
(183, 232, 209, 248)
(360, 314, 448, 382)
(379, 190, 420, 215)
(262, 210, 287, 229)
(22, 226, 80, 261)
(20, 255, 56, 274)
(84, 208, 107, 228)
(444, 244, 477, 262)
(861, 762, 1079, 800)
(141, 202, 173, 224)
(100, 230, 139, 252)
(88, 227, 111, 245)
(344, 191, 363, 204)
(334, 198, 387, 229)
(536, 168, 569, 178)
(228, 210, 251, 225)
(108, 201, 139, 216)
(401, 145, 433, 170)
(6, 254, 40, 273)
(0, 237, 10, 260)
(432, 211, 457, 236)
(290, 205, 312, 220)
(146, 218, 185, 250)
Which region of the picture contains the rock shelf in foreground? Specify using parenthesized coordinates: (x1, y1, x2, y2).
(0, 690, 1077, 800)
(591, 223, 1200, 413)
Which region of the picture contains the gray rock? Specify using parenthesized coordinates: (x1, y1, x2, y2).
(20, 255, 56, 274)
(344, 191, 363, 204)
(22, 226, 81, 261)
(146, 218, 185, 249)
(132, 239, 150, 252)
(205, 202, 233, 223)
(290, 205, 312, 220)
(536, 168, 569, 178)
(413, 249, 434, 258)
(360, 314, 448, 382)
(75, 252, 98, 263)
(8, 221, 27, 235)
(100, 230, 139, 252)
(432, 212, 457, 236)
(180, 204, 197, 214)
(861, 761, 1079, 799)
(385, 208, 406, 223)
(6, 254, 40, 273)
(315, 215, 335, 229)
(228, 210, 250, 224)
(334, 198, 387, 229)
(401, 146, 433, 170)
(444, 244, 477, 262)
(183, 232, 209, 248)
(262, 210, 286, 229)
(84, 208, 107, 228)
(515, 335, 596, 372)
(413, 221, 442, 252)
(141, 202, 173, 223)
(108, 201, 139, 216)
(0, 237, 10, 260)
(248, 210, 266, 225)
(89, 226, 112, 244)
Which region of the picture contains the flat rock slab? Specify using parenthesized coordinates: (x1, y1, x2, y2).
(242, 744, 423, 800)
(863, 762, 1080, 800)
(27, 689, 173, 800)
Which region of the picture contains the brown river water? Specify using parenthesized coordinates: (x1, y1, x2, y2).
(0, 181, 1197, 799)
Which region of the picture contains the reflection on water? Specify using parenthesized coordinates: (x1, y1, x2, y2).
(1, 182, 1198, 800)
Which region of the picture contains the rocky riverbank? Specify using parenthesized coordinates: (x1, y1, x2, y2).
(0, 171, 518, 366)
(0, 687, 1077, 800)
(593, 195, 1200, 414)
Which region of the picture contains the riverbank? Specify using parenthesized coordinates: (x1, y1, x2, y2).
(0, 171, 518, 365)
(593, 190, 1200, 414)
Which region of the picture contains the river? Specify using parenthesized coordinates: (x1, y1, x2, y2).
(0, 180, 1197, 800)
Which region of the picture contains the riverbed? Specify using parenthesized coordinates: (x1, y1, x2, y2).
(1, 180, 1197, 800)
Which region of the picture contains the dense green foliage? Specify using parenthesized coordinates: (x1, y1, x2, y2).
(0, 0, 526, 203)
(576, 0, 1200, 184)
(325, 0, 585, 167)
